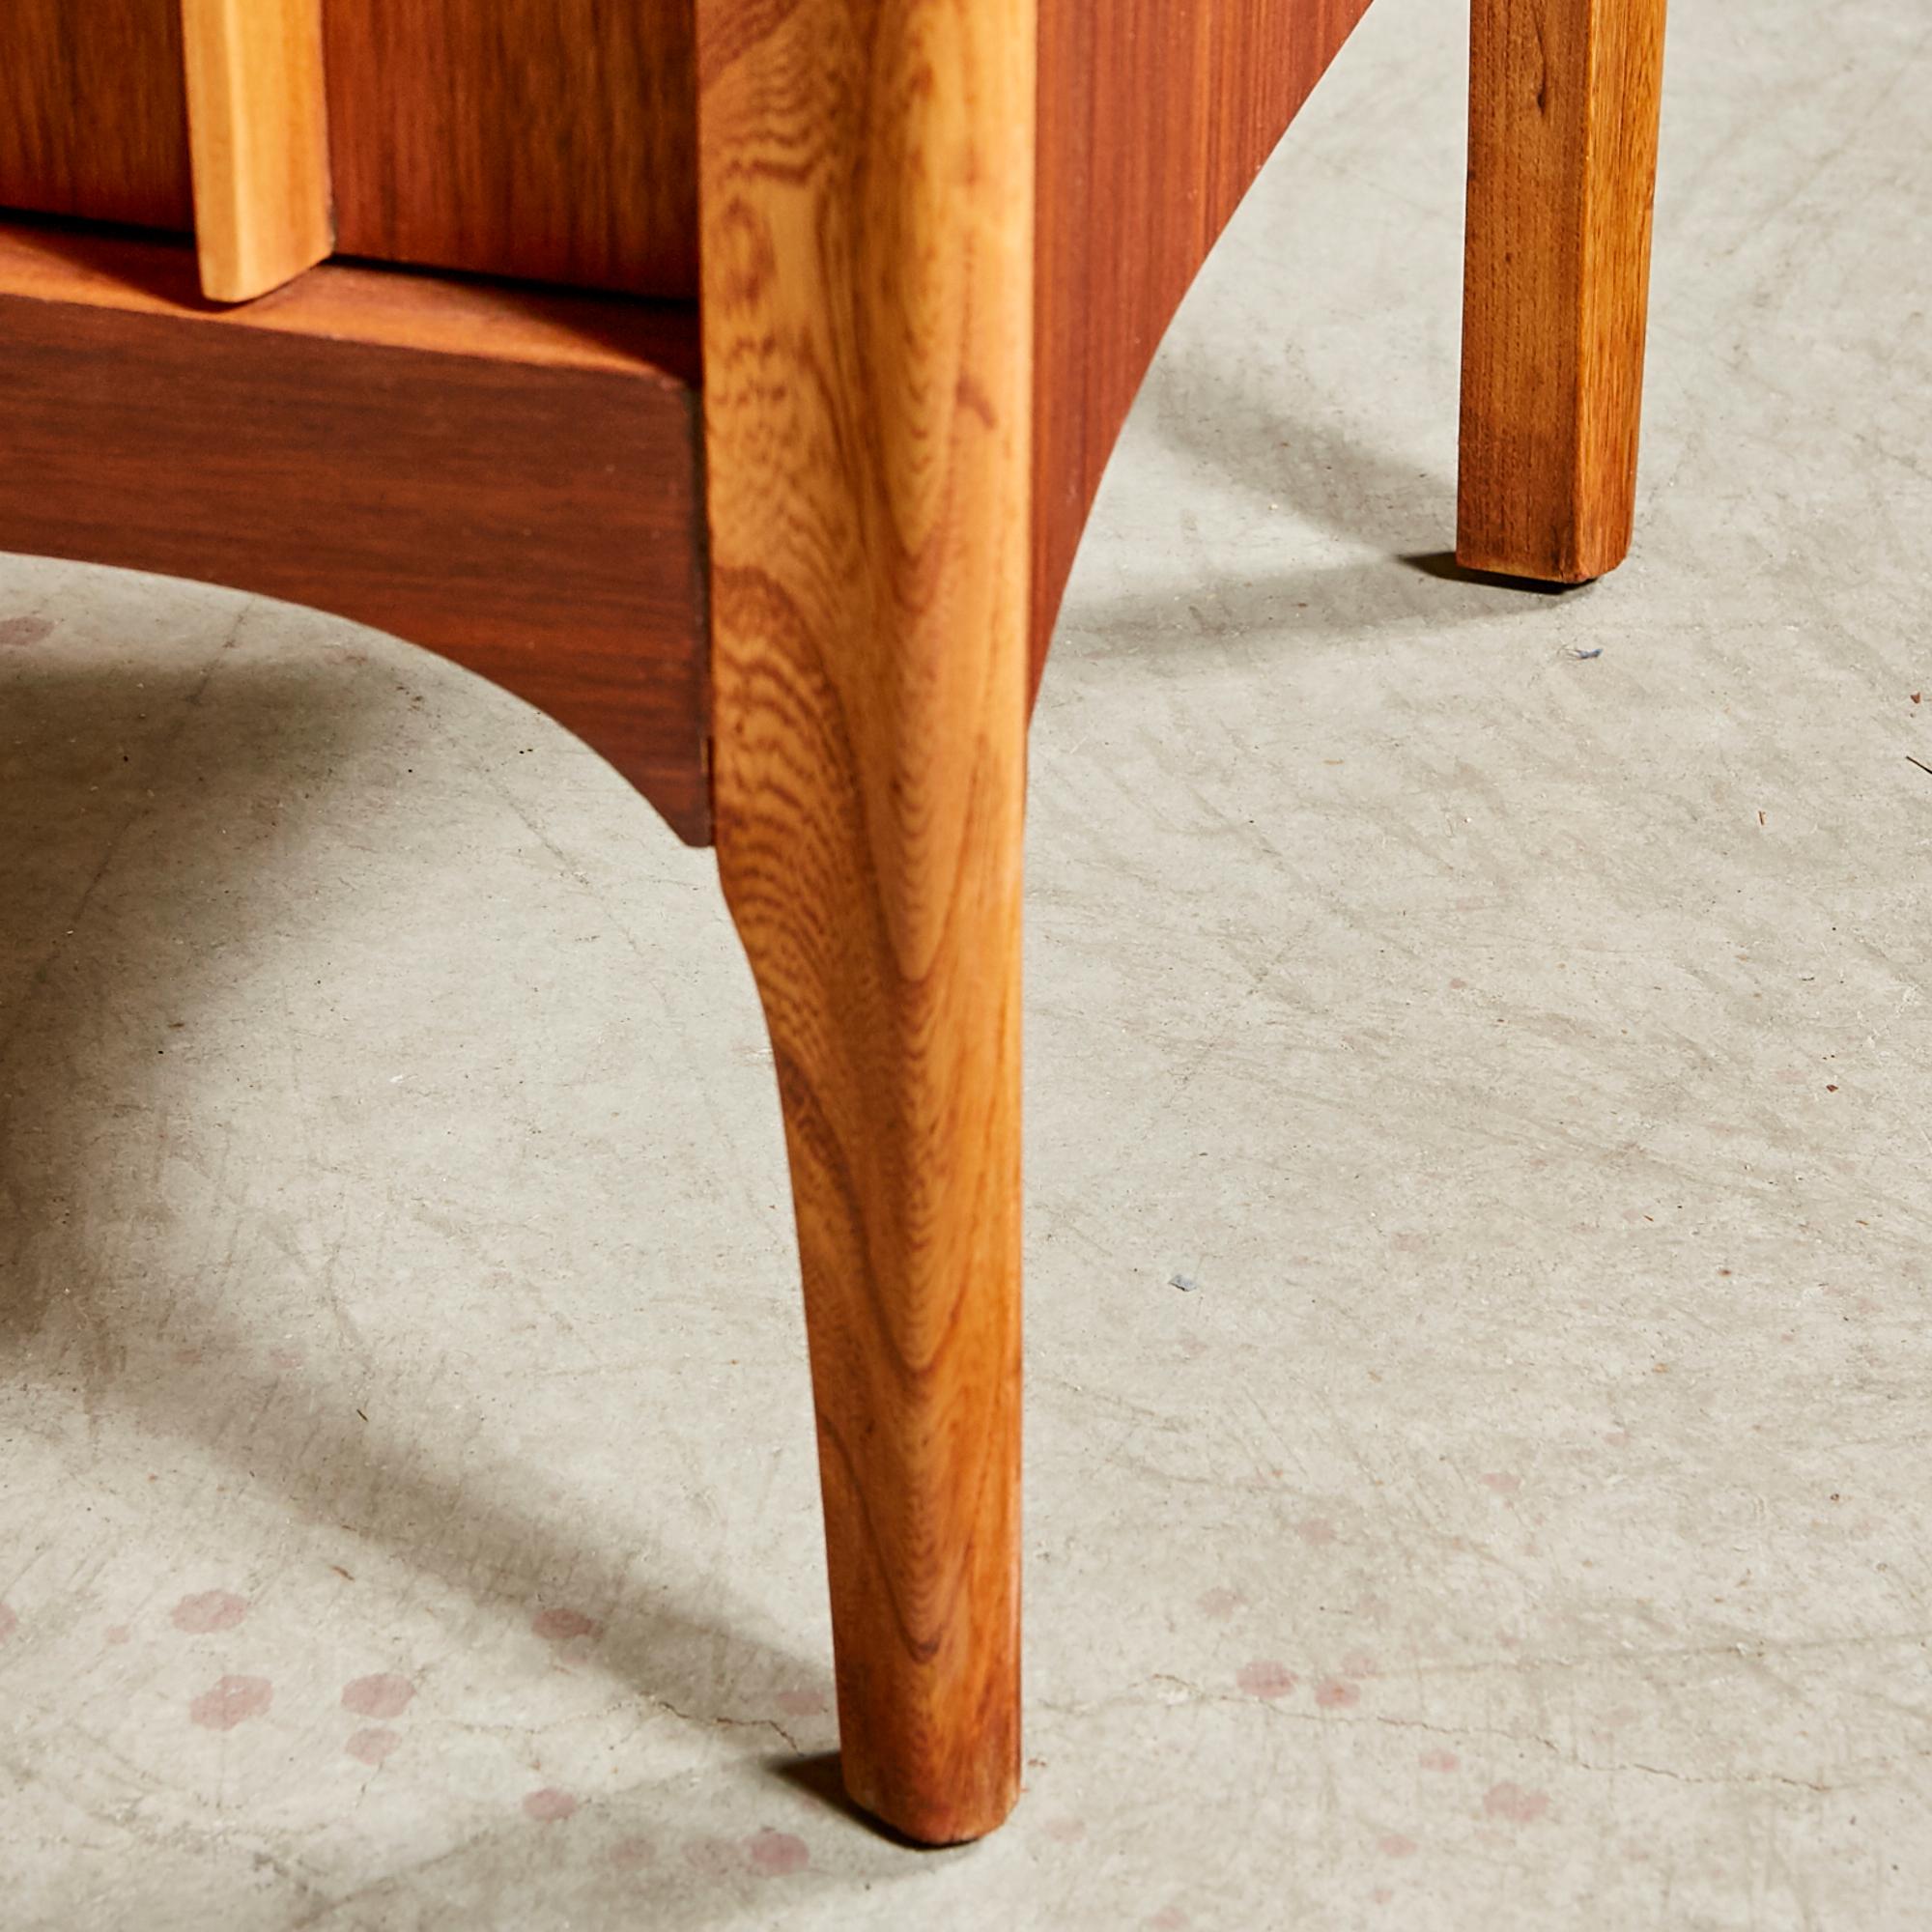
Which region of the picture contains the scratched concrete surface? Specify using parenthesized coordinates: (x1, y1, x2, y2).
(4, 0, 1929, 1926)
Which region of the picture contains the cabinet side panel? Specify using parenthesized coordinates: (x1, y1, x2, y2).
(1032, 0, 1373, 680)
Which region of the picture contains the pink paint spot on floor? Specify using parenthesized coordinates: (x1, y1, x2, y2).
(189, 1675, 272, 1730)
(104, 1624, 131, 1645)
(1483, 1781, 1549, 1824)
(607, 1834, 654, 1870)
(1479, 1473, 1521, 1495)
(1197, 1586, 1242, 1621)
(1603, 1429, 1631, 1447)
(1145, 1910, 1191, 1932)
(747, 1828, 810, 1875)
(0, 1605, 15, 1643)
(172, 1590, 247, 1634)
(1315, 1678, 1361, 1710)
(1420, 1748, 1460, 1772)
(1236, 1660, 1296, 1699)
(1379, 1833, 1418, 1858)
(0, 615, 55, 648)
(346, 1727, 400, 1765)
(523, 1787, 578, 1823)
(1294, 1517, 1337, 1547)
(531, 1607, 600, 1643)
(268, 1348, 302, 1370)
(1372, 1887, 1395, 1906)
(1448, 978, 1468, 990)
(342, 1673, 415, 1719)
(1178, 1335, 1211, 1360)
(775, 1688, 829, 1718)
(1392, 1231, 1430, 1253)
(1042, 1816, 1087, 1844)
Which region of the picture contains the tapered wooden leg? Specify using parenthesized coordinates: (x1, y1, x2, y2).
(1459, 0, 1667, 581)
(697, 0, 1034, 1846)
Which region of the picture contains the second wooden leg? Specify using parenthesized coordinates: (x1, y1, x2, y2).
(1459, 0, 1667, 581)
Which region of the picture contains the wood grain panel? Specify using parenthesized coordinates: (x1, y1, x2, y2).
(1458, 0, 1667, 580)
(323, 0, 698, 298)
(0, 224, 710, 841)
(180, 0, 334, 301)
(1031, 0, 1374, 679)
(0, 0, 194, 230)
(699, 0, 1034, 1845)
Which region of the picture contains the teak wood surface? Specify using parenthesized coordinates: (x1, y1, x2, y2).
(0, 225, 710, 841)
(0, 0, 1667, 1850)
(0, 0, 193, 231)
(323, 0, 699, 298)
(1032, 0, 1373, 676)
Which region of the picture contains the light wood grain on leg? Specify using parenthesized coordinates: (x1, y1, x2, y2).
(1459, 0, 1666, 581)
(698, 0, 1034, 1847)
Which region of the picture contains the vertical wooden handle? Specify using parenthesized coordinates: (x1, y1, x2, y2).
(180, 0, 332, 302)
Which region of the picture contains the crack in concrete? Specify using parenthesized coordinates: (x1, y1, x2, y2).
(1036, 1675, 1925, 1797)
(644, 1694, 806, 1757)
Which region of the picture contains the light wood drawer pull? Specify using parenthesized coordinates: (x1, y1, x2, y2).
(180, 0, 331, 302)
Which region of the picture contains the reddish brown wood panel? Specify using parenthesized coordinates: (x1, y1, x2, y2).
(323, 0, 699, 298)
(1458, 0, 1666, 581)
(0, 224, 710, 842)
(0, 0, 194, 231)
(1032, 0, 1373, 681)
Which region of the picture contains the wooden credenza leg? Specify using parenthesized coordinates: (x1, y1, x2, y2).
(1459, 0, 1668, 581)
(698, 0, 1035, 1846)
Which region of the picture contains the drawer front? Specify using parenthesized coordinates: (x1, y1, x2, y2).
(323, 0, 698, 299)
(0, 0, 193, 232)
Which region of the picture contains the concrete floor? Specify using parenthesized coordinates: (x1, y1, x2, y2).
(4, 0, 1929, 1925)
